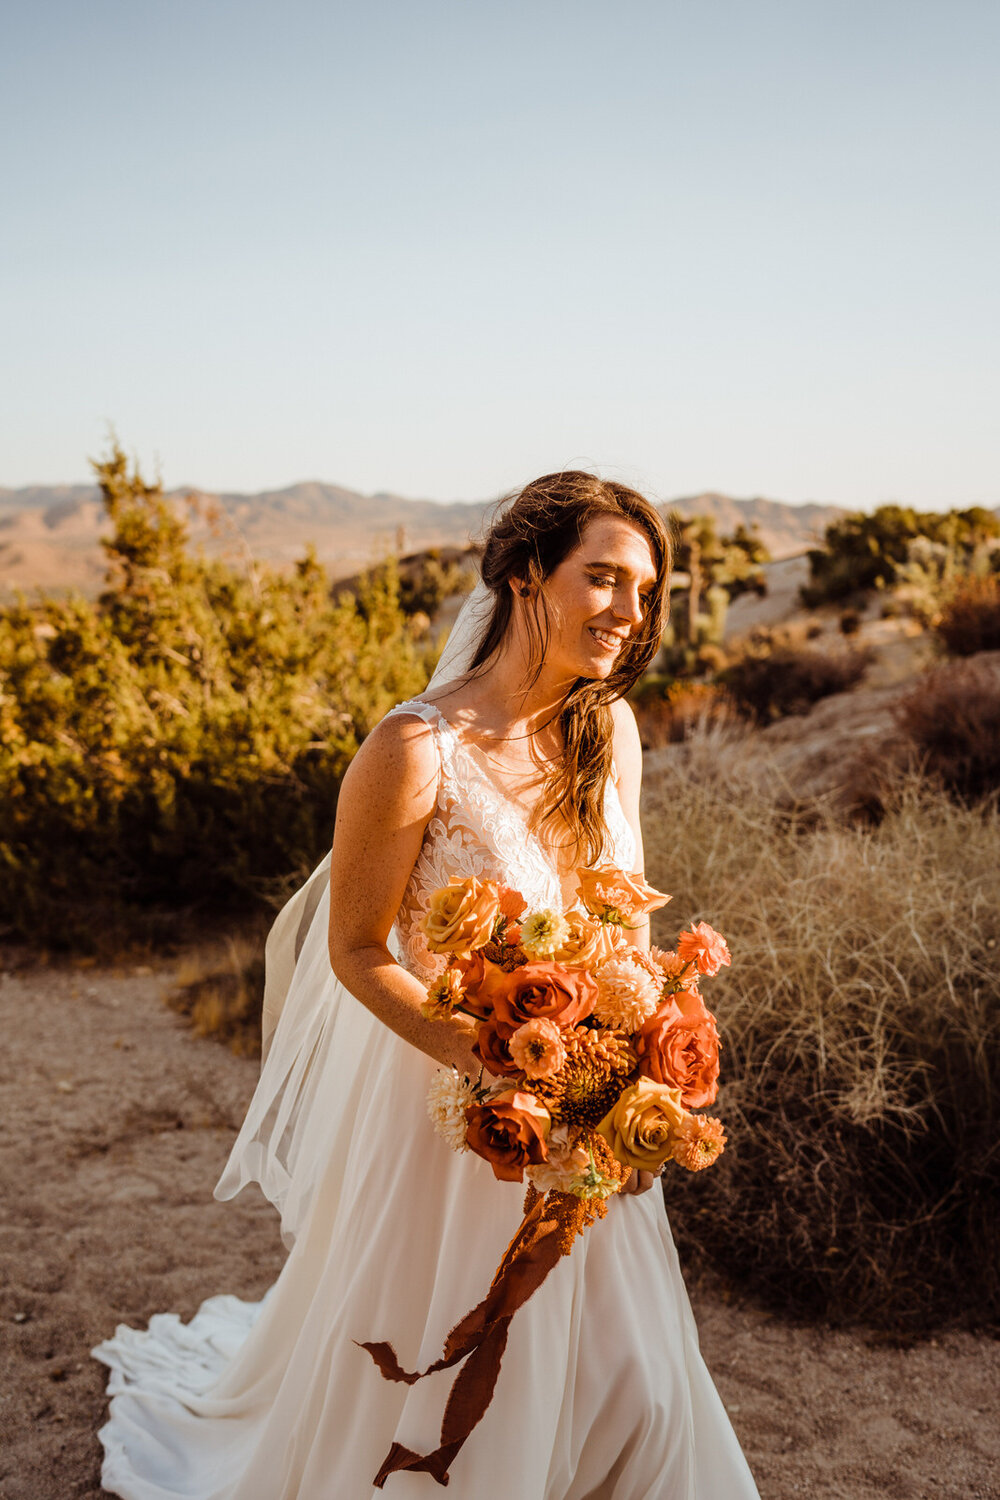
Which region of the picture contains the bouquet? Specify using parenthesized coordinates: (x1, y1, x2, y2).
(362, 866, 731, 1488)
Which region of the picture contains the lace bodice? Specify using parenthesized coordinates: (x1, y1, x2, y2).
(387, 697, 637, 981)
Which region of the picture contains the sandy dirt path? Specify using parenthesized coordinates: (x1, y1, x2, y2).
(1, 961, 997, 1500)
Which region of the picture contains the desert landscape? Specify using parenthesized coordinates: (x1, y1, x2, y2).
(2, 462, 998, 1498)
(0, 480, 844, 600)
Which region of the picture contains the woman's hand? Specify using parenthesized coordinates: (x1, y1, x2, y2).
(619, 1168, 657, 1196)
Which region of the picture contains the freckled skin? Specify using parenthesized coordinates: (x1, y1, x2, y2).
(327, 516, 661, 1194)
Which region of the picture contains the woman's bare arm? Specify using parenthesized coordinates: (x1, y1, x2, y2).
(328, 713, 479, 1074)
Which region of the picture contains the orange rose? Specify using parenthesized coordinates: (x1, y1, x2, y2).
(635, 989, 720, 1109)
(453, 952, 509, 1019)
(464, 1088, 551, 1182)
(550, 909, 624, 968)
(676, 921, 731, 977)
(574, 866, 670, 926)
(595, 1078, 686, 1173)
(473, 1018, 520, 1078)
(490, 961, 597, 1037)
(420, 876, 502, 959)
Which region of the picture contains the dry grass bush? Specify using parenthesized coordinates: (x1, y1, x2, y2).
(167, 933, 266, 1057)
(632, 681, 736, 749)
(642, 737, 1000, 1331)
(934, 574, 1000, 656)
(721, 632, 872, 724)
(847, 657, 1000, 816)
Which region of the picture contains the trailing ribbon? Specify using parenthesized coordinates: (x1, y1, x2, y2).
(359, 1187, 565, 1488)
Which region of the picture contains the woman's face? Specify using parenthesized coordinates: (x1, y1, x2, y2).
(533, 515, 659, 682)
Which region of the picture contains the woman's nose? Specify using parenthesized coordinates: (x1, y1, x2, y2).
(612, 584, 644, 628)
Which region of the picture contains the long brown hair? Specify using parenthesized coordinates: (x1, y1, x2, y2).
(464, 470, 672, 865)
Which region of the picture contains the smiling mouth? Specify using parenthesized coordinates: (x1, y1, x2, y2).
(589, 627, 626, 652)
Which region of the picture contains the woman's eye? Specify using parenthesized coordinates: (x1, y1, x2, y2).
(590, 575, 616, 588)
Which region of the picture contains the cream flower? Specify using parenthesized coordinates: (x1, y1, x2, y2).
(593, 954, 661, 1030)
(525, 1124, 590, 1193)
(520, 908, 571, 958)
(567, 1152, 621, 1201)
(425, 1068, 477, 1153)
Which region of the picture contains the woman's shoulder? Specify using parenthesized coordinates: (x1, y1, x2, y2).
(340, 700, 440, 805)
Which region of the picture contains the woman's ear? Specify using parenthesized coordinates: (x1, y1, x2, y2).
(509, 577, 533, 599)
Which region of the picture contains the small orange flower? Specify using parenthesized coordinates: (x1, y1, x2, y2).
(498, 885, 527, 920)
(509, 1018, 567, 1080)
(649, 947, 697, 985)
(677, 921, 731, 977)
(420, 967, 467, 1022)
(672, 1114, 727, 1172)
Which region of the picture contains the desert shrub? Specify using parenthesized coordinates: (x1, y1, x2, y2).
(934, 574, 1000, 656)
(643, 751, 1000, 1330)
(721, 639, 871, 723)
(801, 504, 1000, 606)
(892, 660, 1000, 805)
(632, 680, 735, 749)
(838, 609, 862, 636)
(397, 550, 475, 617)
(0, 445, 435, 946)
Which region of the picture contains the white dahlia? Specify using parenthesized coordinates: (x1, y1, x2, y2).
(593, 954, 661, 1030)
(525, 1124, 590, 1194)
(426, 1067, 477, 1153)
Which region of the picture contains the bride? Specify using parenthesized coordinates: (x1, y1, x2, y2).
(94, 471, 760, 1499)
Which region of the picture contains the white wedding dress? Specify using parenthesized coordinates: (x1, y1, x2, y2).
(93, 696, 760, 1500)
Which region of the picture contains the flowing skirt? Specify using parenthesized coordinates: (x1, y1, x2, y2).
(93, 868, 759, 1500)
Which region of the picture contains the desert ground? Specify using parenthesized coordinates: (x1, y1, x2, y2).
(1, 957, 997, 1500)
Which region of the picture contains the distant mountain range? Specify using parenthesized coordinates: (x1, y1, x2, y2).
(0, 480, 850, 598)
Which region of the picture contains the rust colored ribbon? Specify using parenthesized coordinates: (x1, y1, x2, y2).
(359, 1189, 564, 1488)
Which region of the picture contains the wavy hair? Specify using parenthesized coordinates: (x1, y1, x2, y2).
(463, 470, 672, 866)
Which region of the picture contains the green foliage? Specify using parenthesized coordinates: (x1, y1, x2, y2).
(0, 444, 435, 945)
(802, 504, 1000, 606)
(662, 513, 770, 673)
(398, 550, 474, 618)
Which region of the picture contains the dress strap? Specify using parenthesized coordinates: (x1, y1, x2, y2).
(383, 698, 459, 789)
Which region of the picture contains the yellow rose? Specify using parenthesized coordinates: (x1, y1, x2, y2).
(595, 1078, 686, 1173)
(420, 876, 502, 958)
(551, 909, 624, 969)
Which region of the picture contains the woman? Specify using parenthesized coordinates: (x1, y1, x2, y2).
(94, 471, 759, 1499)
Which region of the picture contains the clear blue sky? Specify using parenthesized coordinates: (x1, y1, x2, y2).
(2, 0, 997, 510)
